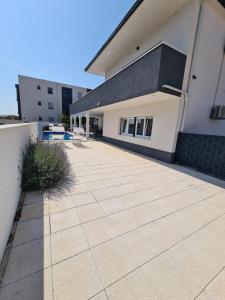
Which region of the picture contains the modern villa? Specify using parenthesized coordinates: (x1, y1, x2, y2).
(70, 0, 225, 172)
(16, 75, 91, 123)
(1, 1, 225, 299)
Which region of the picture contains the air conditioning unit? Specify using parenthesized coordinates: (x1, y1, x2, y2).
(210, 105, 225, 120)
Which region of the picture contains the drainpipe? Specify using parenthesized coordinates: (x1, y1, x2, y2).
(178, 0, 203, 132)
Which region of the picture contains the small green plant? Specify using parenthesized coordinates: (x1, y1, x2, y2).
(22, 142, 70, 191)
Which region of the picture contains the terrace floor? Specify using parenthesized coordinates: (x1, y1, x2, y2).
(1, 141, 225, 300)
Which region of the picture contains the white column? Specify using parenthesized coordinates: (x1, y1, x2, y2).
(79, 115, 82, 128)
(86, 113, 90, 139)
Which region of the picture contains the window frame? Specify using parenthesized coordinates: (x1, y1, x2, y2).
(120, 117, 135, 136)
(120, 116, 153, 138)
(135, 116, 153, 138)
(48, 87, 53, 94)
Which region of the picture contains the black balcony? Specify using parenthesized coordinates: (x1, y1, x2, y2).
(70, 43, 186, 115)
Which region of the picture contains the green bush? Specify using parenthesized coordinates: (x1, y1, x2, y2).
(22, 142, 70, 191)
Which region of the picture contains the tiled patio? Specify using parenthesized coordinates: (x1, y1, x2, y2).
(1, 140, 225, 300)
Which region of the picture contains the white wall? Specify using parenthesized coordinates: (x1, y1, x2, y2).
(183, 0, 225, 136)
(19, 76, 89, 123)
(105, 0, 196, 79)
(103, 98, 180, 153)
(0, 123, 41, 263)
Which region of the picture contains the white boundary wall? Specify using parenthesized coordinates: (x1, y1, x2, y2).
(0, 123, 41, 262)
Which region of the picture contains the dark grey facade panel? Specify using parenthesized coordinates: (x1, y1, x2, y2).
(158, 44, 187, 96)
(175, 132, 225, 180)
(70, 44, 186, 115)
(102, 136, 175, 163)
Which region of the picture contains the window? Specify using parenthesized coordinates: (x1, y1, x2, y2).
(48, 87, 53, 94)
(136, 118, 145, 136)
(120, 116, 153, 138)
(120, 117, 135, 135)
(145, 118, 153, 137)
(48, 102, 54, 109)
(37, 85, 41, 90)
(38, 116, 42, 121)
(78, 92, 82, 99)
(136, 117, 153, 137)
(49, 117, 54, 122)
(38, 101, 42, 106)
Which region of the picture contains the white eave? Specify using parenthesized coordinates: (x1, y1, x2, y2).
(85, 0, 190, 76)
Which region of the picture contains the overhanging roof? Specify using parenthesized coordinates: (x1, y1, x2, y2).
(85, 0, 225, 76)
(85, 0, 190, 75)
(84, 0, 144, 73)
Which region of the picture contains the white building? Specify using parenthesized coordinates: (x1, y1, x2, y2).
(16, 75, 91, 123)
(70, 0, 225, 178)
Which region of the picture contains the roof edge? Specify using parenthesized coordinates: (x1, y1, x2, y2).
(84, 0, 144, 73)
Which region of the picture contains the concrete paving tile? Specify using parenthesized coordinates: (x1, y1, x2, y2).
(106, 269, 147, 300)
(2, 236, 51, 286)
(83, 216, 119, 247)
(198, 269, 225, 300)
(67, 191, 96, 206)
(53, 251, 103, 300)
(77, 202, 105, 223)
(48, 196, 76, 214)
(93, 188, 115, 201)
(13, 215, 50, 246)
(0, 267, 53, 300)
(123, 226, 162, 266)
(132, 253, 200, 299)
(50, 208, 80, 233)
(110, 206, 149, 234)
(51, 225, 88, 264)
(91, 291, 108, 300)
(23, 192, 47, 206)
(21, 202, 49, 221)
(195, 291, 213, 300)
(92, 236, 138, 287)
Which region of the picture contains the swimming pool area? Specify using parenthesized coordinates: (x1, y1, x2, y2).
(42, 131, 73, 141)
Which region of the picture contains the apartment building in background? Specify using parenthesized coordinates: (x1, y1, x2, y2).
(16, 75, 91, 123)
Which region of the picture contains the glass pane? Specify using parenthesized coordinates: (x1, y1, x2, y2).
(122, 119, 127, 133)
(145, 118, 153, 136)
(136, 118, 144, 135)
(128, 118, 135, 134)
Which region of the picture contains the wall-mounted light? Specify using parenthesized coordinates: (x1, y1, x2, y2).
(136, 46, 140, 51)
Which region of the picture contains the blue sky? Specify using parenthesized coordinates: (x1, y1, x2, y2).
(0, 0, 135, 115)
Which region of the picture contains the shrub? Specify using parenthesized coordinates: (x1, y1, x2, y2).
(22, 142, 70, 191)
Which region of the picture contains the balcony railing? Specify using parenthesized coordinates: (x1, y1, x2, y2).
(70, 43, 186, 114)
